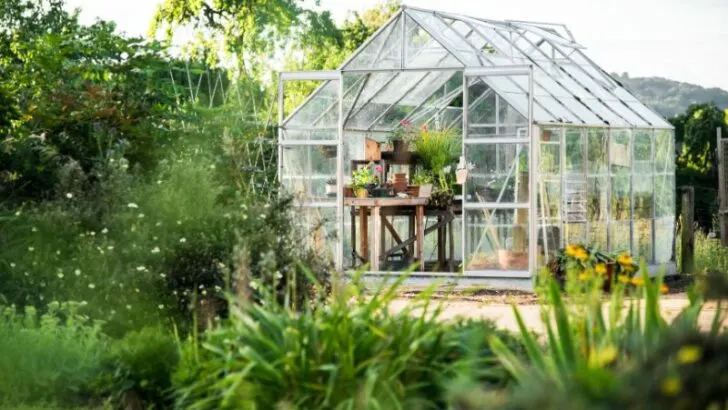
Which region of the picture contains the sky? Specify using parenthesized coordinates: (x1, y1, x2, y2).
(65, 0, 728, 91)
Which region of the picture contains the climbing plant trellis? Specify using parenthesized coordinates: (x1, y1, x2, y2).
(170, 61, 279, 200)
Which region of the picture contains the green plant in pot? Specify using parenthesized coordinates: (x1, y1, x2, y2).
(413, 125, 460, 174)
(387, 119, 418, 156)
(351, 165, 378, 198)
(412, 170, 434, 198)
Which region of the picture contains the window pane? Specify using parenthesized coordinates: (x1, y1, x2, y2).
(654, 218, 675, 263)
(464, 209, 529, 271)
(281, 145, 337, 200)
(466, 143, 529, 204)
(632, 219, 653, 263)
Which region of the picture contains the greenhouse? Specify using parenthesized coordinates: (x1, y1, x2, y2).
(277, 5, 676, 286)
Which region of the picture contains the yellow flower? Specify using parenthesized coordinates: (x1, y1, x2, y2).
(589, 345, 618, 368)
(618, 274, 630, 284)
(617, 252, 633, 266)
(631, 277, 645, 286)
(595, 263, 607, 275)
(676, 345, 702, 365)
(578, 271, 591, 281)
(565, 244, 582, 258)
(661, 377, 681, 396)
(574, 248, 589, 261)
(660, 283, 669, 294)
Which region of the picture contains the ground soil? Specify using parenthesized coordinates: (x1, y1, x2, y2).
(391, 284, 727, 334)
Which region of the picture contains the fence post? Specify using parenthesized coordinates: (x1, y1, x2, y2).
(717, 126, 728, 246)
(680, 186, 695, 274)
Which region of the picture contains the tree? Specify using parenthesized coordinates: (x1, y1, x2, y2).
(671, 102, 728, 174)
(150, 0, 340, 77)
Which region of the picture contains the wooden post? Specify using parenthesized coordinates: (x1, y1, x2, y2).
(680, 186, 695, 274)
(359, 206, 368, 267)
(717, 127, 728, 246)
(416, 205, 425, 271)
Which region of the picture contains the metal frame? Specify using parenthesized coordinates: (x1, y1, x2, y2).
(277, 6, 678, 284)
(462, 65, 536, 278)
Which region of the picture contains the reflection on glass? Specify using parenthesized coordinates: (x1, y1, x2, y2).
(632, 219, 652, 262)
(466, 144, 529, 203)
(465, 209, 529, 271)
(282, 146, 337, 199)
(654, 218, 675, 263)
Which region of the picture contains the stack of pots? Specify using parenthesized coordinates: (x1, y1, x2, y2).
(393, 172, 408, 193)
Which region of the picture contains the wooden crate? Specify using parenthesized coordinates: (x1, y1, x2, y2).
(365, 138, 381, 161)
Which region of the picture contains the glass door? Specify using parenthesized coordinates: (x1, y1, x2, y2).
(462, 66, 536, 276)
(278, 71, 344, 270)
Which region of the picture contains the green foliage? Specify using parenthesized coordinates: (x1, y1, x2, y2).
(94, 326, 179, 409)
(172, 275, 521, 409)
(0, 301, 108, 407)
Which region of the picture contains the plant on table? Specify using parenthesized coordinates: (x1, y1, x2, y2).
(387, 119, 418, 150)
(351, 164, 379, 197)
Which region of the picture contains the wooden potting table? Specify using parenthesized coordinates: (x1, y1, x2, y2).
(345, 197, 428, 271)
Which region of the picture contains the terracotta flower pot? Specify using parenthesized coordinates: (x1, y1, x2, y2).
(498, 250, 528, 270)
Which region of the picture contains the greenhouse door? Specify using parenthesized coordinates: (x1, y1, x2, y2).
(278, 71, 344, 271)
(461, 67, 537, 278)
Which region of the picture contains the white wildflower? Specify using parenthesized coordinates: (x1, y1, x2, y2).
(107, 246, 114, 251)
(158, 304, 164, 309)
(57, 273, 64, 279)
(135, 288, 140, 293)
(126, 305, 132, 310)
(136, 266, 146, 271)
(101, 228, 108, 234)
(75, 269, 81, 276)
(28, 246, 35, 252)
(179, 237, 186, 243)
(155, 222, 162, 227)
(127, 203, 138, 209)
(66, 193, 73, 199)
(31, 227, 37, 232)
(89, 231, 96, 236)
(10, 263, 15, 268)
(159, 273, 166, 279)
(138, 213, 145, 219)
(176, 220, 182, 225)
(151, 246, 160, 254)
(88, 283, 95, 289)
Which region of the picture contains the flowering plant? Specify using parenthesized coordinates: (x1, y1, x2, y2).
(553, 243, 639, 282)
(351, 164, 379, 191)
(388, 119, 418, 143)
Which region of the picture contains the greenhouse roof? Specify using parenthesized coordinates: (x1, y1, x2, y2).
(283, 6, 672, 131)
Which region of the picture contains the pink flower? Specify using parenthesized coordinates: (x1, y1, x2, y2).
(401, 120, 412, 126)
(375, 165, 383, 173)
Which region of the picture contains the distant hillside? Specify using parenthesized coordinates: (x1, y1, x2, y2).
(611, 73, 728, 118)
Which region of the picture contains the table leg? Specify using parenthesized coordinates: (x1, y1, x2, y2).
(351, 207, 356, 266)
(449, 214, 455, 272)
(416, 205, 424, 271)
(372, 206, 380, 272)
(360, 206, 368, 268)
(408, 214, 415, 259)
(437, 214, 445, 269)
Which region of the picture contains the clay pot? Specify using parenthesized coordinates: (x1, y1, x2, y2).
(393, 173, 408, 193)
(355, 188, 368, 198)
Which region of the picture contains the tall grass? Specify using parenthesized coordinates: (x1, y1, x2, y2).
(172, 273, 523, 409)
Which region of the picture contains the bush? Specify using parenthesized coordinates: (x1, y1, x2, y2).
(171, 276, 521, 409)
(0, 301, 108, 407)
(92, 326, 179, 409)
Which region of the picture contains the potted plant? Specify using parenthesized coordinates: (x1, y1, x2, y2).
(325, 178, 337, 197)
(351, 165, 377, 199)
(412, 170, 434, 198)
(387, 119, 418, 158)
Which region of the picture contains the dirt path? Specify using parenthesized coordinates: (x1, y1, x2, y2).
(390, 293, 727, 334)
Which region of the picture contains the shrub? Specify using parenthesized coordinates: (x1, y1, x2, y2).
(93, 326, 179, 409)
(0, 301, 108, 407)
(171, 275, 520, 409)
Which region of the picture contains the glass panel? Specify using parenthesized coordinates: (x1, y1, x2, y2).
(467, 78, 528, 138)
(655, 130, 675, 173)
(610, 130, 631, 221)
(299, 206, 337, 263)
(609, 221, 631, 253)
(282, 129, 337, 141)
(587, 129, 608, 175)
(344, 16, 401, 70)
(626, 101, 672, 128)
(655, 173, 676, 218)
(632, 219, 653, 263)
(588, 221, 608, 250)
(539, 178, 561, 225)
(654, 218, 675, 263)
(565, 128, 585, 172)
(286, 80, 339, 128)
(564, 222, 586, 245)
(406, 10, 482, 67)
(633, 130, 654, 219)
(466, 143, 529, 204)
(281, 145, 336, 200)
(405, 14, 463, 69)
(464, 209, 529, 271)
